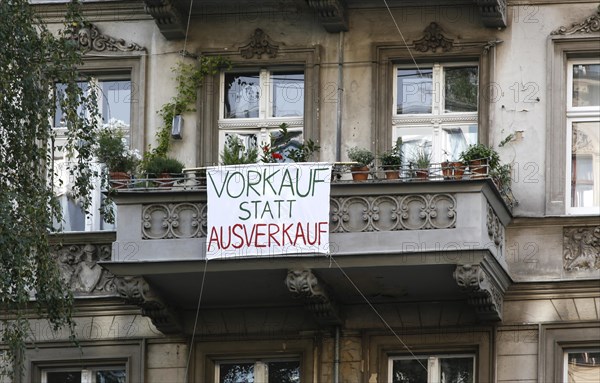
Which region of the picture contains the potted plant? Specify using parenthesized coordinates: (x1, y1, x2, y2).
(441, 150, 465, 180)
(347, 146, 374, 181)
(220, 135, 258, 165)
(459, 144, 500, 179)
(410, 145, 432, 180)
(260, 123, 321, 163)
(142, 155, 185, 187)
(379, 138, 403, 180)
(94, 119, 141, 188)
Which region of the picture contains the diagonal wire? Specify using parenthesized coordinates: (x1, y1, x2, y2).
(185, 257, 210, 380)
(328, 254, 428, 372)
(382, 0, 424, 78)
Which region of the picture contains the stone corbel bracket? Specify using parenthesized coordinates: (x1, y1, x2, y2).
(453, 264, 505, 322)
(285, 269, 343, 325)
(144, 0, 186, 40)
(306, 0, 349, 33)
(474, 0, 507, 28)
(114, 276, 182, 334)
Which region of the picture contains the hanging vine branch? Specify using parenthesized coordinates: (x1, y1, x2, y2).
(0, 0, 99, 377)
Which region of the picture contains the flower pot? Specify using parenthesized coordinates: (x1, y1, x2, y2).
(451, 162, 465, 180)
(415, 169, 429, 180)
(441, 161, 452, 179)
(351, 166, 370, 181)
(469, 159, 488, 179)
(382, 167, 400, 180)
(109, 171, 130, 189)
(156, 172, 175, 188)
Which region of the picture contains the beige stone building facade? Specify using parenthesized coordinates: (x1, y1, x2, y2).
(3, 0, 600, 382)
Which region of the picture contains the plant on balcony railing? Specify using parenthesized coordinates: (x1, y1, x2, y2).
(347, 146, 374, 181)
(260, 123, 320, 163)
(379, 137, 403, 180)
(221, 135, 259, 165)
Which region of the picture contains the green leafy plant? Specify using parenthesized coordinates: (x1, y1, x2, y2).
(261, 123, 320, 163)
(141, 156, 185, 177)
(221, 135, 259, 165)
(1, 0, 98, 377)
(459, 143, 500, 169)
(347, 146, 375, 167)
(94, 119, 141, 173)
(152, 56, 231, 158)
(379, 138, 403, 169)
(410, 145, 432, 169)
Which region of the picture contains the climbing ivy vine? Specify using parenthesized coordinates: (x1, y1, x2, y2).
(0, 0, 98, 377)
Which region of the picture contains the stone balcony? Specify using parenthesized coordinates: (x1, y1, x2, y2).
(96, 174, 513, 333)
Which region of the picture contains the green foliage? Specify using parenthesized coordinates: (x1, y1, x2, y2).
(94, 119, 141, 173)
(142, 156, 185, 177)
(0, 0, 97, 377)
(459, 143, 500, 169)
(410, 145, 432, 169)
(261, 123, 320, 163)
(220, 135, 259, 165)
(347, 146, 375, 167)
(152, 56, 231, 158)
(379, 138, 403, 168)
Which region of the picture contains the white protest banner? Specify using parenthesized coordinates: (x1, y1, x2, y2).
(206, 162, 332, 259)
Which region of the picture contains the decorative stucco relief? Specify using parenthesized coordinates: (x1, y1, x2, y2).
(551, 5, 600, 35)
(142, 203, 207, 239)
(487, 203, 504, 255)
(67, 22, 146, 52)
(563, 226, 600, 271)
(453, 264, 503, 321)
(330, 193, 456, 233)
(413, 22, 454, 53)
(53, 243, 116, 295)
(239, 28, 279, 59)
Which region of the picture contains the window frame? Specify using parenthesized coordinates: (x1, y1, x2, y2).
(41, 364, 126, 383)
(198, 46, 320, 166)
(373, 39, 497, 161)
(546, 35, 600, 216)
(563, 347, 600, 383)
(214, 357, 301, 383)
(392, 61, 480, 163)
(388, 353, 476, 383)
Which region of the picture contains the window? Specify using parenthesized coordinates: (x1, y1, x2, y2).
(51, 73, 133, 232)
(389, 354, 475, 383)
(216, 359, 300, 383)
(564, 349, 600, 383)
(42, 366, 126, 383)
(393, 63, 479, 164)
(566, 60, 600, 214)
(218, 68, 305, 161)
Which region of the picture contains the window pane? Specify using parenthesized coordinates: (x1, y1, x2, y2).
(95, 369, 126, 383)
(397, 69, 433, 114)
(219, 363, 255, 383)
(567, 351, 600, 383)
(269, 128, 303, 162)
(442, 125, 478, 161)
(571, 121, 600, 208)
(100, 80, 131, 125)
(397, 131, 432, 167)
(444, 66, 478, 112)
(46, 371, 82, 383)
(268, 361, 300, 383)
(392, 359, 428, 383)
(54, 82, 89, 127)
(572, 63, 600, 107)
(225, 73, 260, 118)
(272, 72, 304, 117)
(440, 357, 474, 383)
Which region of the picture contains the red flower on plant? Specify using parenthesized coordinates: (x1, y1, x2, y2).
(272, 152, 283, 160)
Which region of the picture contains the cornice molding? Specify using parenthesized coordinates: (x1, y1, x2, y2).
(143, 0, 185, 40)
(508, 215, 600, 227)
(505, 280, 600, 300)
(551, 5, 600, 35)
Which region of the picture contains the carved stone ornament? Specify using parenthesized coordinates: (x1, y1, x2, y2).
(306, 0, 349, 33)
(53, 243, 116, 296)
(67, 22, 146, 53)
(453, 264, 503, 321)
(551, 5, 600, 35)
(144, 0, 185, 40)
(239, 29, 279, 59)
(330, 193, 456, 233)
(475, 0, 507, 28)
(142, 202, 207, 239)
(413, 23, 454, 53)
(285, 269, 342, 325)
(486, 203, 504, 255)
(114, 276, 182, 334)
(563, 226, 600, 271)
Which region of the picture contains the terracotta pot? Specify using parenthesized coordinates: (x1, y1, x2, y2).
(109, 171, 130, 189)
(385, 169, 400, 180)
(351, 166, 370, 181)
(452, 162, 465, 180)
(469, 159, 488, 179)
(441, 161, 452, 179)
(156, 172, 175, 188)
(415, 169, 429, 180)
